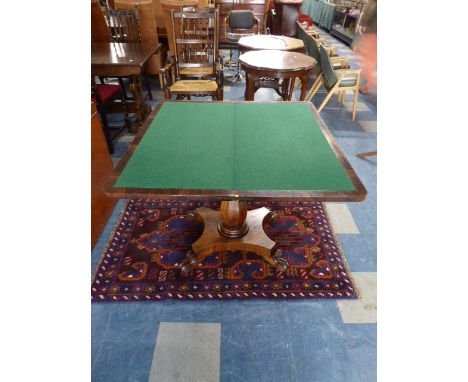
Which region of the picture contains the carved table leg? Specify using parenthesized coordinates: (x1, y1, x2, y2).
(281, 78, 291, 100)
(129, 74, 151, 131)
(245, 73, 256, 101)
(180, 201, 289, 275)
(299, 75, 309, 101)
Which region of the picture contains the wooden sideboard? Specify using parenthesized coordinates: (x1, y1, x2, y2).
(215, 0, 268, 43)
(91, 101, 117, 250)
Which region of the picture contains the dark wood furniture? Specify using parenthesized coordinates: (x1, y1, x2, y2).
(224, 10, 260, 81)
(114, 0, 167, 87)
(238, 34, 304, 52)
(105, 101, 366, 275)
(239, 49, 316, 100)
(91, 42, 162, 130)
(215, 0, 267, 43)
(160, 8, 223, 100)
(274, 0, 302, 37)
(91, 0, 112, 42)
(91, 101, 117, 250)
(92, 82, 129, 153)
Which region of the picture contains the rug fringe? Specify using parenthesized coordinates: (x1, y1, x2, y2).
(322, 202, 362, 300)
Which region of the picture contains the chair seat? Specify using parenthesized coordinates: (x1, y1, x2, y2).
(226, 32, 254, 43)
(95, 84, 122, 102)
(338, 76, 358, 87)
(332, 61, 345, 70)
(170, 80, 219, 93)
(179, 67, 214, 76)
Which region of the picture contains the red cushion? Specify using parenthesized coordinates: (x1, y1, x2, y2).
(95, 84, 122, 102)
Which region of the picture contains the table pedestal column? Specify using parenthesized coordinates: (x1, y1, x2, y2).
(180, 201, 289, 276)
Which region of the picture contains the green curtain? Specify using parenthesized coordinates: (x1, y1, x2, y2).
(320, 3, 336, 29)
(301, 0, 335, 30)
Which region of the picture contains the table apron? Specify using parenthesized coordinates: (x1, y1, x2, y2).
(91, 65, 143, 77)
(240, 66, 313, 78)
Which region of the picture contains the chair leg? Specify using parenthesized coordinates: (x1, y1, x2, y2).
(121, 94, 131, 133)
(352, 88, 359, 120)
(318, 89, 337, 113)
(158, 74, 163, 89)
(305, 74, 322, 102)
(357, 151, 377, 158)
(144, 73, 152, 100)
(98, 110, 114, 154)
(118, 78, 128, 98)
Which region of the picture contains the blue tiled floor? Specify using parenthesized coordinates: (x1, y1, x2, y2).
(92, 27, 377, 381)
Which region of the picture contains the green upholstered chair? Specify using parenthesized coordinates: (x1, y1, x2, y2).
(297, 23, 350, 101)
(307, 45, 361, 121)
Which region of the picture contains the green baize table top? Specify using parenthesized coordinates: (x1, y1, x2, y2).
(114, 102, 359, 196)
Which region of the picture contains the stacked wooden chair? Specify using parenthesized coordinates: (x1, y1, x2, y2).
(306, 45, 361, 120)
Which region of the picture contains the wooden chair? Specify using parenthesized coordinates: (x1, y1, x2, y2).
(106, 7, 142, 42)
(114, 0, 168, 89)
(160, 0, 198, 82)
(92, 80, 130, 154)
(224, 10, 259, 81)
(160, 8, 223, 100)
(105, 6, 153, 99)
(307, 45, 361, 120)
(92, 0, 112, 42)
(298, 24, 349, 101)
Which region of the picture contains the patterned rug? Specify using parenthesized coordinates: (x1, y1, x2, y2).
(92, 199, 357, 301)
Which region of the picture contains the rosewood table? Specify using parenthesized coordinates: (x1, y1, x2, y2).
(105, 101, 366, 275)
(239, 50, 317, 101)
(91, 42, 162, 130)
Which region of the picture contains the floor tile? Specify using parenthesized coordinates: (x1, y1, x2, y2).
(358, 120, 378, 132)
(149, 323, 221, 382)
(221, 323, 293, 382)
(343, 100, 371, 112)
(92, 320, 159, 382)
(336, 234, 376, 272)
(288, 323, 363, 382)
(220, 299, 288, 324)
(159, 300, 223, 323)
(344, 324, 377, 381)
(325, 203, 360, 234)
(337, 272, 377, 323)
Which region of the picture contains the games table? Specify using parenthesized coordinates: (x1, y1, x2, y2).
(106, 101, 366, 275)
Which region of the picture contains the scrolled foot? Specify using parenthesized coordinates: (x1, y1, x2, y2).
(273, 249, 289, 272)
(180, 250, 198, 276)
(186, 210, 198, 221)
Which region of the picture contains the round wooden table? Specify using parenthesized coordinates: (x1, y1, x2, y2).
(238, 34, 304, 53)
(239, 50, 317, 101)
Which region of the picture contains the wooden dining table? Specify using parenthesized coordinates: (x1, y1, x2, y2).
(91, 42, 162, 130)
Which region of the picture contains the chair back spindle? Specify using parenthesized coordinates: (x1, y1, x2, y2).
(106, 7, 142, 43)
